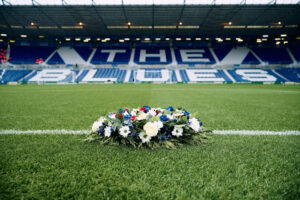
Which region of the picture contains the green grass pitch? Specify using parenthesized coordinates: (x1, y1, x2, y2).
(0, 84, 300, 199)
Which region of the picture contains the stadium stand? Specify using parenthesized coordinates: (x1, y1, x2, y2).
(3, 43, 299, 67)
(0, 67, 299, 83)
(0, 3, 299, 84)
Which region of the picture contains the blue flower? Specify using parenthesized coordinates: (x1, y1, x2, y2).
(166, 106, 175, 111)
(200, 121, 203, 126)
(183, 110, 189, 116)
(123, 114, 131, 120)
(143, 106, 150, 112)
(160, 115, 169, 122)
(167, 134, 172, 138)
(97, 127, 105, 135)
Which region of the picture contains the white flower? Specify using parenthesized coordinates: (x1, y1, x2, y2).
(172, 127, 183, 137)
(189, 118, 201, 132)
(153, 121, 163, 129)
(137, 112, 147, 120)
(119, 126, 130, 137)
(173, 112, 184, 117)
(104, 126, 112, 137)
(91, 117, 105, 132)
(109, 113, 116, 119)
(143, 122, 159, 137)
(139, 132, 151, 143)
(148, 110, 156, 116)
(167, 114, 174, 120)
(131, 109, 138, 116)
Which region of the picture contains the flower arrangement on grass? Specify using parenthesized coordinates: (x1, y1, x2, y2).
(86, 106, 210, 149)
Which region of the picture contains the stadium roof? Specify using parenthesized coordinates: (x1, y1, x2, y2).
(2, 0, 300, 5)
(0, 2, 299, 39)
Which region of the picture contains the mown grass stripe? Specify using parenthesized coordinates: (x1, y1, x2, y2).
(0, 129, 299, 135)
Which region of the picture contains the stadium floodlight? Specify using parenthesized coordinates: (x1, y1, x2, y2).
(9, 40, 15, 43)
(205, 38, 210, 40)
(256, 39, 262, 43)
(75, 38, 81, 41)
(225, 38, 231, 40)
(275, 38, 281, 41)
(65, 38, 71, 41)
(281, 34, 287, 37)
(262, 38, 268, 41)
(78, 22, 84, 26)
(105, 38, 111, 41)
(155, 38, 161, 41)
(39, 35, 45, 38)
(195, 38, 201, 40)
(20, 35, 27, 38)
(179, 22, 183, 26)
(136, 38, 140, 41)
(283, 41, 288, 44)
(0, 39, 3, 42)
(186, 38, 191, 41)
(165, 38, 170, 41)
(228, 21, 232, 25)
(124, 38, 130, 41)
(1, 33, 7, 37)
(176, 38, 181, 41)
(278, 21, 282, 25)
(127, 22, 132, 26)
(144, 38, 150, 41)
(262, 35, 269, 38)
(276, 41, 281, 45)
(119, 39, 125, 42)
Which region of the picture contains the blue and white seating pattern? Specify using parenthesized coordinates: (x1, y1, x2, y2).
(0, 68, 299, 84)
(4, 43, 299, 66)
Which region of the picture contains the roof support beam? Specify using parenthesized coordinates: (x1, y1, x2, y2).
(91, 2, 110, 35)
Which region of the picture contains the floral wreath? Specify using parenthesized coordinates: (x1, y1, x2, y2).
(86, 106, 210, 149)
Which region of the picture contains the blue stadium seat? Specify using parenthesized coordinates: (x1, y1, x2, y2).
(47, 52, 65, 65)
(74, 47, 93, 61)
(9, 45, 56, 64)
(252, 46, 292, 64)
(134, 47, 172, 65)
(275, 68, 300, 82)
(92, 68, 127, 82)
(242, 52, 260, 65)
(91, 47, 131, 65)
(76, 70, 90, 82)
(1, 70, 32, 83)
(174, 46, 216, 65)
(213, 43, 233, 62)
(288, 43, 300, 63)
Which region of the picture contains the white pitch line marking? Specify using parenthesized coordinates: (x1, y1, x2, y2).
(213, 130, 300, 135)
(0, 129, 299, 135)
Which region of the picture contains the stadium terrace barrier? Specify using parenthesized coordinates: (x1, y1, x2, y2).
(0, 68, 299, 84)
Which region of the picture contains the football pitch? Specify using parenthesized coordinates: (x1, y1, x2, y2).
(0, 84, 300, 199)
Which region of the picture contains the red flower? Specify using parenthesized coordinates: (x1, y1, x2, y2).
(140, 107, 147, 112)
(131, 116, 137, 121)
